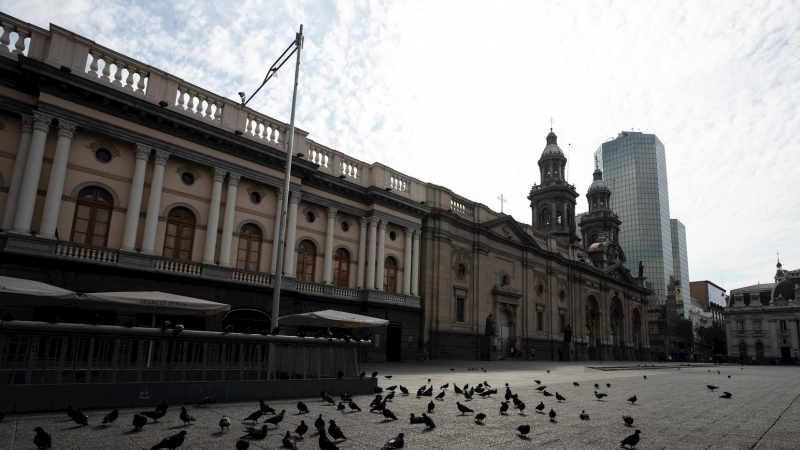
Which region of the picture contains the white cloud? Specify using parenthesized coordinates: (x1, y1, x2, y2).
(3, 0, 799, 290)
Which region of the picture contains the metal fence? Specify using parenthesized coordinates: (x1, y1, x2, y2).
(0, 321, 368, 386)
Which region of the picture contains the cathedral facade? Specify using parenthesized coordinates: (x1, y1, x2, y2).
(420, 130, 652, 361)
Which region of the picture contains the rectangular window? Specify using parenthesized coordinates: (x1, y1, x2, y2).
(559, 314, 565, 333)
(753, 321, 761, 332)
(455, 298, 465, 323)
(537, 312, 544, 332)
(738, 321, 744, 332)
(780, 320, 788, 331)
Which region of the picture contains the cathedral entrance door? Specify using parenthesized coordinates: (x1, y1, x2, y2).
(499, 308, 512, 357)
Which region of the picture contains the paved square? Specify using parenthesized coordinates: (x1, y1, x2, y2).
(3, 361, 799, 449)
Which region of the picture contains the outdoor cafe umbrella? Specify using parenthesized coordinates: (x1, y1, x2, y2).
(0, 276, 79, 306)
(80, 291, 231, 317)
(278, 309, 389, 329)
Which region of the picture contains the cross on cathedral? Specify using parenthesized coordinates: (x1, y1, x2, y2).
(498, 194, 507, 213)
(550, 116, 553, 130)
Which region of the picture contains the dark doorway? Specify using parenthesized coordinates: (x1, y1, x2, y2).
(781, 347, 791, 363)
(386, 322, 402, 362)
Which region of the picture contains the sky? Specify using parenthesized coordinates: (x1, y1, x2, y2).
(3, 0, 799, 291)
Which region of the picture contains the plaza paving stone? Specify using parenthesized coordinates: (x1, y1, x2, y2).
(2, 360, 799, 449)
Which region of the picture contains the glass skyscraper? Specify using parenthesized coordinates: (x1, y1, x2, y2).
(595, 132, 673, 307)
(671, 219, 690, 319)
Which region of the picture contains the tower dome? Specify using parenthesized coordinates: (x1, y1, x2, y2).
(588, 168, 608, 191)
(541, 129, 564, 157)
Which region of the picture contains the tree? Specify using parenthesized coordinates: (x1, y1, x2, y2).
(694, 318, 727, 357)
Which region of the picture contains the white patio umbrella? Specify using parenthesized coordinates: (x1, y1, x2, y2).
(278, 309, 389, 328)
(80, 291, 230, 317)
(0, 276, 79, 306)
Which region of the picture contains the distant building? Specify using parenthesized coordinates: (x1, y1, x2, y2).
(725, 260, 800, 364)
(689, 280, 727, 325)
(671, 219, 690, 318)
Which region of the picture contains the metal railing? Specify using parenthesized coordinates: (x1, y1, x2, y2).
(0, 321, 367, 386)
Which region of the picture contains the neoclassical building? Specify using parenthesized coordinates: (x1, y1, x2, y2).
(0, 14, 426, 362)
(420, 129, 651, 361)
(726, 261, 800, 364)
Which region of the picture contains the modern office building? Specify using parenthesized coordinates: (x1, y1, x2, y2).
(595, 132, 673, 307)
(671, 219, 690, 318)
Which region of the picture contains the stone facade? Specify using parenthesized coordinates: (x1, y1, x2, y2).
(726, 262, 800, 364)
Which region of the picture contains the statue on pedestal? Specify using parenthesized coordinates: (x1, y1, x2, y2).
(638, 261, 644, 279)
(485, 313, 496, 336)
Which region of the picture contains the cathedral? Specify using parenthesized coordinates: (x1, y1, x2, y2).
(420, 128, 652, 361)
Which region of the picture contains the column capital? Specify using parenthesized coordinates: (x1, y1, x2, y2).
(368, 216, 380, 226)
(413, 229, 421, 238)
(134, 144, 152, 161)
(275, 186, 285, 199)
(378, 220, 387, 230)
(404, 227, 413, 237)
(56, 120, 78, 139)
(31, 111, 54, 133)
(327, 207, 338, 218)
(153, 149, 171, 166)
(20, 114, 33, 134)
(289, 191, 302, 205)
(228, 172, 242, 186)
(211, 167, 226, 182)
(359, 217, 368, 227)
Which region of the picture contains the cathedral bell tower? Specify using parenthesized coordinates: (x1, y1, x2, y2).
(528, 128, 579, 243)
(579, 167, 622, 247)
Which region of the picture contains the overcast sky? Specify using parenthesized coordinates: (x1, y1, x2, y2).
(4, 0, 799, 291)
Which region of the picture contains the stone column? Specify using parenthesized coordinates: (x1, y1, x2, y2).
(411, 229, 421, 296)
(403, 228, 412, 295)
(140, 150, 170, 254)
(1, 114, 33, 231)
(270, 187, 284, 274)
(283, 192, 301, 277)
(12, 112, 53, 234)
(201, 167, 225, 263)
(121, 145, 151, 251)
(375, 220, 387, 291)
(39, 120, 78, 238)
(218, 172, 240, 267)
(365, 217, 378, 290)
(357, 217, 367, 289)
(322, 207, 337, 284)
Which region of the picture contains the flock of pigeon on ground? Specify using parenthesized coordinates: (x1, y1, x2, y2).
(25, 365, 738, 449)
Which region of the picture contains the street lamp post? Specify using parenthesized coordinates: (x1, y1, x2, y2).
(242, 25, 304, 380)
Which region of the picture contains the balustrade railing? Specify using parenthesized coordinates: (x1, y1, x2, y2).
(244, 114, 284, 146)
(86, 50, 149, 96)
(340, 157, 361, 180)
(385, 293, 405, 304)
(0, 321, 366, 385)
(389, 173, 410, 192)
(450, 195, 474, 217)
(332, 287, 359, 299)
(295, 281, 323, 295)
(308, 144, 334, 170)
(154, 258, 202, 276)
(231, 270, 273, 286)
(54, 243, 119, 264)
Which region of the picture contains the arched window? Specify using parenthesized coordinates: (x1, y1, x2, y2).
(738, 342, 747, 358)
(545, 164, 551, 177)
(540, 207, 551, 225)
(236, 223, 262, 271)
(592, 196, 598, 208)
(296, 240, 316, 282)
(383, 257, 398, 293)
(163, 207, 196, 260)
(755, 342, 764, 360)
(566, 209, 572, 227)
(591, 233, 598, 243)
(332, 248, 350, 287)
(71, 186, 114, 247)
(556, 210, 563, 225)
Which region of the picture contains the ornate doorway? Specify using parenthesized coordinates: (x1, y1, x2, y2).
(499, 308, 512, 357)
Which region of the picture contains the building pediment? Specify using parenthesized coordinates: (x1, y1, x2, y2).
(492, 284, 522, 300)
(481, 216, 541, 249)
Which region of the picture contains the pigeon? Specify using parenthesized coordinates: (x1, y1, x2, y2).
(536, 386, 547, 392)
(370, 401, 386, 413)
(372, 372, 379, 378)
(441, 383, 449, 390)
(179, 407, 196, 426)
(543, 390, 553, 397)
(324, 395, 336, 405)
(535, 401, 545, 413)
(434, 390, 446, 400)
(149, 430, 187, 450)
(318, 429, 340, 450)
(410, 413, 425, 424)
(707, 385, 719, 391)
(241, 425, 268, 440)
(328, 420, 346, 441)
(623, 415, 634, 426)
(607, 383, 611, 388)
(385, 391, 395, 402)
(383, 408, 398, 421)
(346, 399, 361, 412)
(422, 413, 436, 429)
(500, 402, 509, 414)
(219, 416, 231, 432)
(628, 395, 637, 405)
(236, 440, 249, 450)
(374, 386, 384, 394)
(580, 410, 590, 420)
(534, 380, 541, 385)
(457, 402, 474, 415)
(315, 414, 325, 431)
(399, 385, 410, 395)
(337, 371, 344, 379)
(422, 386, 433, 396)
(243, 410, 263, 423)
(282, 431, 298, 449)
(517, 401, 526, 414)
(720, 392, 732, 399)
(549, 409, 557, 422)
(298, 401, 309, 414)
(337, 402, 345, 411)
(132, 414, 148, 431)
(594, 384, 600, 389)
(34, 427, 52, 449)
(265, 410, 285, 427)
(547, 370, 551, 373)
(196, 396, 213, 407)
(156, 402, 169, 413)
(371, 395, 384, 407)
(518, 424, 531, 437)
(717, 370, 721, 374)
(260, 400, 276, 414)
(620, 429, 641, 449)
(475, 412, 486, 424)
(594, 391, 608, 400)
(382, 433, 404, 449)
(463, 390, 473, 400)
(71, 410, 89, 426)
(385, 375, 393, 379)
(573, 382, 580, 387)
(340, 392, 352, 401)
(643, 375, 647, 380)
(555, 392, 566, 402)
(295, 420, 308, 438)
(428, 401, 435, 413)
(728, 375, 731, 378)
(102, 410, 119, 425)
(139, 409, 166, 423)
